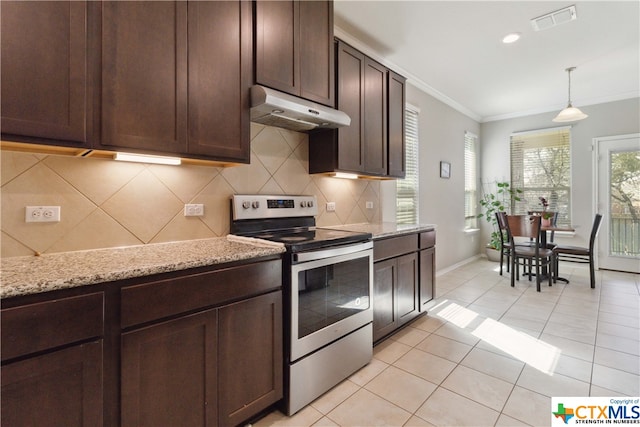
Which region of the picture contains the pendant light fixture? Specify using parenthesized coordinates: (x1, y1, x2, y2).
(553, 66, 588, 122)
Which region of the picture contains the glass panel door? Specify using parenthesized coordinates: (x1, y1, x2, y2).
(597, 134, 640, 273)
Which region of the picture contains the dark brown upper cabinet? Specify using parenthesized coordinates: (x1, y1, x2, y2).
(100, 1, 252, 163)
(1, 1, 95, 147)
(100, 2, 188, 155)
(315, 41, 366, 174)
(310, 40, 405, 179)
(364, 57, 388, 176)
(255, 0, 335, 107)
(388, 71, 406, 178)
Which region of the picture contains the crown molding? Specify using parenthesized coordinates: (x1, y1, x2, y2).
(334, 25, 482, 123)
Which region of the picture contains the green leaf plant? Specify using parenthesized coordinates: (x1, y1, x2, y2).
(477, 182, 523, 250)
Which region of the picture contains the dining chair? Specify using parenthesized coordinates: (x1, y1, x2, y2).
(497, 212, 537, 277)
(495, 212, 512, 276)
(552, 214, 603, 288)
(505, 214, 554, 292)
(527, 210, 559, 246)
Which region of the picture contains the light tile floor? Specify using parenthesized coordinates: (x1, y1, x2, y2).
(254, 259, 640, 427)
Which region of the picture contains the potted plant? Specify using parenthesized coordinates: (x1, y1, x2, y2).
(477, 181, 522, 261)
(538, 197, 553, 226)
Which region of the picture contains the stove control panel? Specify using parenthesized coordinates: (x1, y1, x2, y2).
(232, 195, 318, 220)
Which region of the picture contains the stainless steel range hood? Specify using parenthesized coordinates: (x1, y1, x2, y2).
(250, 85, 350, 132)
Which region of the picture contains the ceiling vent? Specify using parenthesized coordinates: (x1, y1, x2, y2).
(531, 5, 577, 31)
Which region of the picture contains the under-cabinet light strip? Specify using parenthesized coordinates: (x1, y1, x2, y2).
(113, 152, 182, 166)
(333, 172, 359, 179)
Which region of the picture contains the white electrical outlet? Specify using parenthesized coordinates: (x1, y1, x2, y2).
(25, 206, 61, 223)
(184, 204, 204, 217)
(366, 201, 374, 209)
(326, 202, 336, 212)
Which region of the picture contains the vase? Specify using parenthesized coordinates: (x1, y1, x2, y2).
(541, 218, 551, 227)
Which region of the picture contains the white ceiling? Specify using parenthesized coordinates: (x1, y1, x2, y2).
(333, 1, 640, 122)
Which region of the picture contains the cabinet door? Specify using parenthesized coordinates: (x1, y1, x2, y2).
(388, 71, 406, 178)
(255, 0, 298, 95)
(397, 253, 419, 325)
(299, 0, 335, 106)
(1, 1, 90, 145)
(336, 41, 365, 173)
(373, 258, 397, 342)
(121, 310, 217, 427)
(419, 248, 435, 310)
(363, 58, 388, 176)
(101, 2, 188, 154)
(1, 341, 103, 427)
(218, 292, 283, 426)
(187, 0, 251, 162)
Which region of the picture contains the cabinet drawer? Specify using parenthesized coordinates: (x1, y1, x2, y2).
(121, 259, 282, 328)
(420, 230, 436, 249)
(374, 234, 418, 261)
(1, 292, 104, 361)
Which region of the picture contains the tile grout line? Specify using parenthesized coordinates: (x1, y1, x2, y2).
(588, 273, 604, 397)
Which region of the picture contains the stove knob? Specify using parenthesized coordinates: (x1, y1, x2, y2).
(307, 200, 314, 208)
(252, 201, 260, 209)
(242, 201, 250, 209)
(300, 201, 307, 208)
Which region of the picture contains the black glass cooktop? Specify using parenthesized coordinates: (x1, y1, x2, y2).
(252, 228, 371, 252)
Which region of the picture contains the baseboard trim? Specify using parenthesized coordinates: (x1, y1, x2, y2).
(436, 254, 483, 277)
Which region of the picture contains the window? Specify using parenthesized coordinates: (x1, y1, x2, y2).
(510, 127, 571, 226)
(397, 106, 419, 224)
(464, 132, 478, 229)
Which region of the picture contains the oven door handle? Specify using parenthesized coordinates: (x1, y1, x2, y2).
(293, 241, 373, 263)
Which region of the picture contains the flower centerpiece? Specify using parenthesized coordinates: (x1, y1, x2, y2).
(538, 196, 553, 225)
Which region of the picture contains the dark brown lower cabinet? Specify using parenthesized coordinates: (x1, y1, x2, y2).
(1, 341, 103, 427)
(419, 230, 436, 311)
(397, 253, 419, 323)
(373, 252, 419, 342)
(373, 231, 435, 342)
(121, 310, 218, 427)
(2, 258, 282, 427)
(1, 291, 105, 427)
(121, 290, 283, 427)
(419, 247, 435, 310)
(218, 292, 283, 426)
(373, 258, 396, 341)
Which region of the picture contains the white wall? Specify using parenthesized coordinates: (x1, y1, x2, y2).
(382, 83, 482, 271)
(480, 97, 640, 248)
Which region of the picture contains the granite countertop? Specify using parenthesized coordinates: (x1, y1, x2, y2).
(321, 222, 436, 240)
(1, 237, 285, 299)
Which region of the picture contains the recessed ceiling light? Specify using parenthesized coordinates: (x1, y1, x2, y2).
(502, 33, 521, 44)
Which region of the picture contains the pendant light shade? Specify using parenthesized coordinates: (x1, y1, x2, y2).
(553, 67, 588, 122)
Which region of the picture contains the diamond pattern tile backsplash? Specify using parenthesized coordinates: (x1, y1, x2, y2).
(1, 124, 381, 257)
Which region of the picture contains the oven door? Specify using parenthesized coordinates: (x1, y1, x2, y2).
(290, 241, 373, 362)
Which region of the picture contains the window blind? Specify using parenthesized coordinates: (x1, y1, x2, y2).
(397, 107, 419, 224)
(464, 132, 478, 228)
(510, 127, 571, 226)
